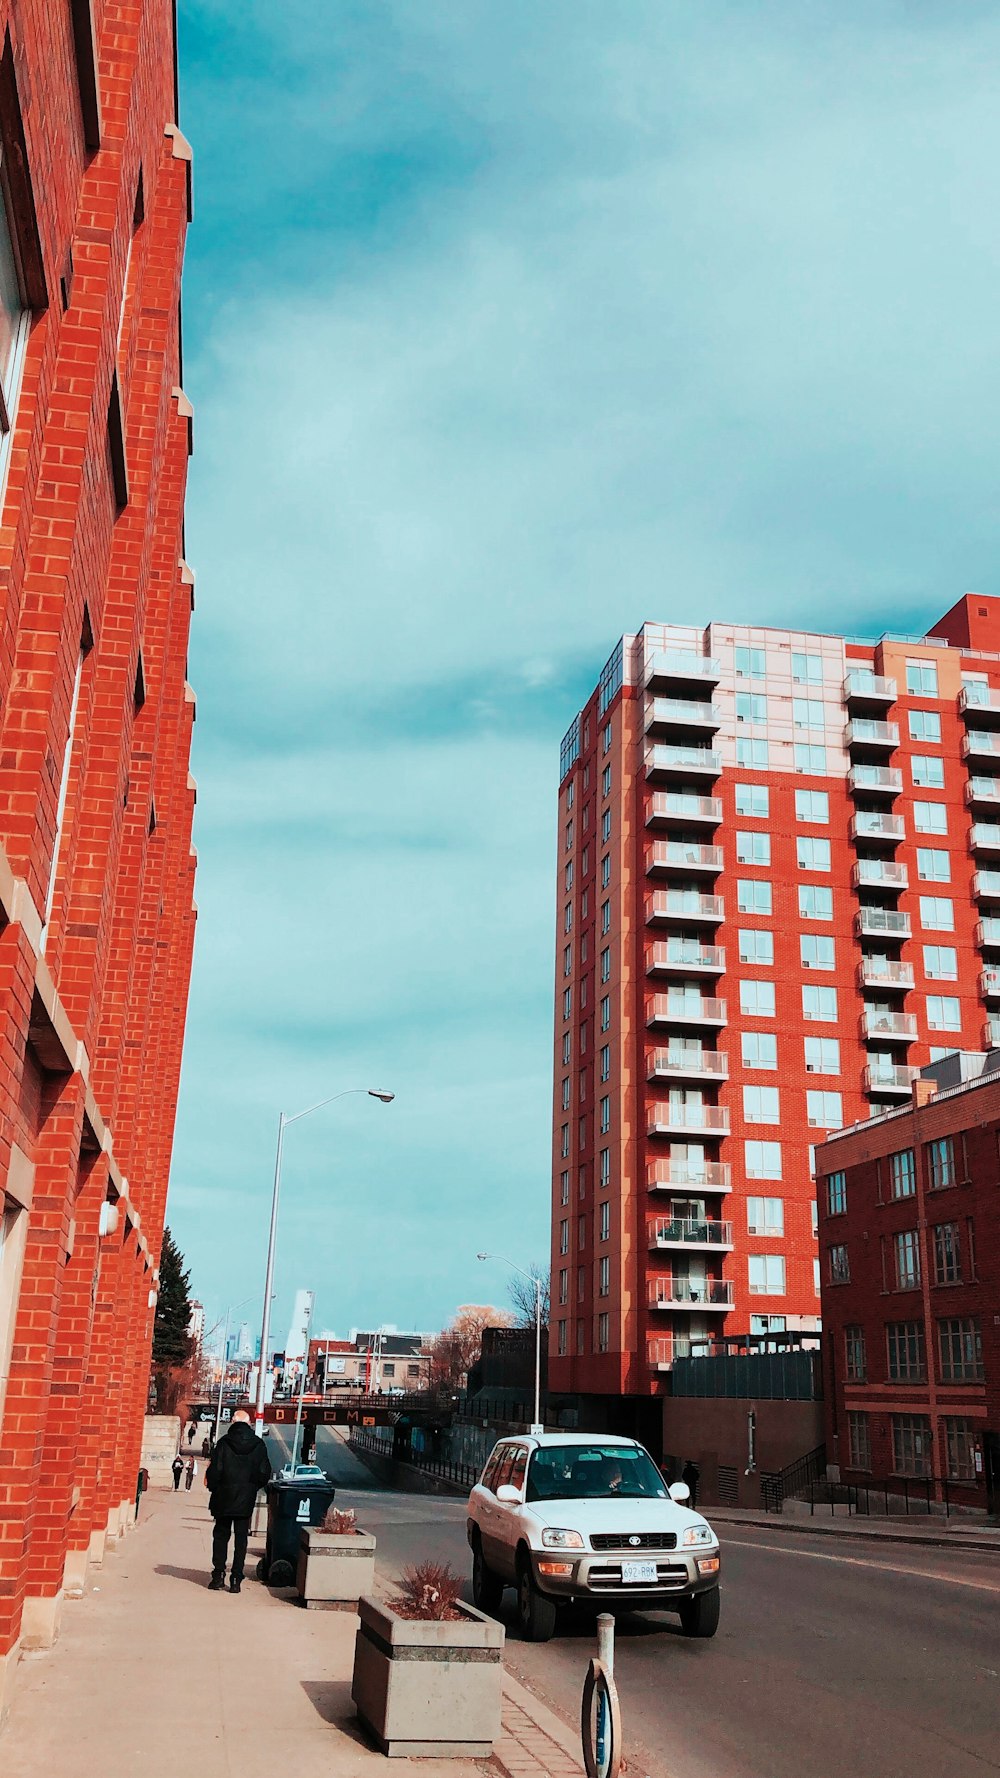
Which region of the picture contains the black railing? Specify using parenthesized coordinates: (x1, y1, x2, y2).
(761, 1444, 827, 1513)
(349, 1424, 479, 1491)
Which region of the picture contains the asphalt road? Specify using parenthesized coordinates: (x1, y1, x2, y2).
(268, 1426, 1000, 1778)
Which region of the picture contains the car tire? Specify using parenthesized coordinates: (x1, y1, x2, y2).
(679, 1587, 720, 1639)
(471, 1535, 505, 1616)
(516, 1554, 557, 1643)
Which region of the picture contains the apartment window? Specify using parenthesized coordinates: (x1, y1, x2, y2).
(801, 934, 835, 971)
(906, 660, 939, 696)
(793, 696, 824, 729)
(559, 1219, 569, 1254)
(602, 764, 612, 798)
(923, 945, 957, 980)
(600, 1044, 610, 1082)
(563, 988, 572, 1020)
(739, 929, 774, 965)
(557, 1319, 567, 1356)
(735, 783, 769, 818)
(744, 1085, 780, 1123)
(601, 854, 611, 888)
(582, 846, 589, 874)
(802, 984, 838, 1021)
(909, 709, 941, 744)
(795, 789, 829, 823)
(736, 831, 771, 866)
(889, 1148, 915, 1199)
(813, 1257, 821, 1294)
(597, 1312, 609, 1352)
(794, 743, 827, 774)
(578, 1214, 586, 1249)
(749, 1254, 786, 1294)
(927, 1136, 955, 1190)
(828, 1243, 850, 1284)
(564, 861, 574, 892)
(799, 885, 833, 921)
(792, 651, 823, 684)
(745, 1140, 781, 1179)
(558, 1269, 569, 1306)
(807, 1090, 842, 1128)
(599, 1096, 610, 1134)
(737, 737, 769, 768)
(601, 809, 611, 842)
(917, 848, 950, 883)
(742, 1031, 778, 1069)
(562, 1032, 572, 1067)
(582, 803, 590, 830)
(747, 1196, 783, 1236)
(847, 1412, 871, 1471)
(560, 1170, 570, 1206)
(598, 1256, 610, 1297)
(914, 801, 947, 835)
(577, 1321, 585, 1354)
(844, 1325, 866, 1381)
(565, 820, 574, 851)
(581, 890, 589, 920)
(740, 980, 776, 1017)
(892, 1414, 932, 1477)
(561, 1078, 571, 1111)
(600, 995, 610, 1031)
(887, 1321, 926, 1381)
(599, 1148, 610, 1187)
(563, 944, 572, 977)
(806, 1037, 840, 1075)
(603, 721, 613, 753)
(797, 836, 832, 871)
(927, 996, 961, 1032)
(933, 1221, 961, 1285)
(944, 1418, 976, 1483)
(563, 903, 573, 934)
(736, 692, 767, 723)
(811, 1201, 818, 1237)
(826, 1170, 847, 1215)
(738, 880, 772, 915)
(560, 1124, 570, 1159)
(567, 782, 575, 811)
(919, 896, 954, 931)
(599, 1200, 610, 1242)
(912, 755, 945, 788)
(937, 1316, 983, 1381)
(600, 947, 611, 983)
(894, 1228, 921, 1290)
(601, 900, 611, 935)
(735, 646, 766, 677)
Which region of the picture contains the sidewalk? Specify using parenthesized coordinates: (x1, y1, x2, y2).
(709, 1502, 1000, 1552)
(1, 1489, 585, 1778)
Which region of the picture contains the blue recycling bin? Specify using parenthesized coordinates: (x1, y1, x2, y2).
(257, 1476, 336, 1585)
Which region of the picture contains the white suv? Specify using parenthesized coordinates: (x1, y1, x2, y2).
(466, 1432, 720, 1643)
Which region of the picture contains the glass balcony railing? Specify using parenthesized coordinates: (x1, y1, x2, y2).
(843, 671, 897, 704)
(852, 860, 908, 889)
(645, 841, 724, 874)
(645, 892, 725, 924)
(966, 777, 1000, 806)
(647, 1276, 735, 1309)
(857, 958, 913, 989)
(861, 1009, 918, 1041)
(646, 791, 723, 826)
(646, 1046, 729, 1078)
(647, 1102, 730, 1135)
(855, 907, 910, 938)
(844, 719, 899, 749)
(974, 870, 1000, 901)
(648, 1219, 733, 1248)
(644, 651, 721, 690)
(970, 824, 1000, 853)
(848, 764, 903, 795)
(962, 731, 1000, 760)
(645, 744, 722, 779)
(850, 812, 905, 842)
(864, 1063, 916, 1095)
(645, 697, 723, 732)
(647, 941, 725, 975)
(646, 1162, 731, 1192)
(647, 996, 727, 1026)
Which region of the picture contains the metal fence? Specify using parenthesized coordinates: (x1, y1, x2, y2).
(791, 1474, 972, 1519)
(349, 1424, 479, 1491)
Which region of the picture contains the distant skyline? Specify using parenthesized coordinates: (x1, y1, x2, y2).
(170, 1, 1000, 1341)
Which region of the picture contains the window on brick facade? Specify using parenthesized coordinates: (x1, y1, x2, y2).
(739, 929, 774, 964)
(806, 1038, 840, 1075)
(797, 836, 831, 871)
(598, 1256, 610, 1297)
(927, 1137, 956, 1189)
(0, 179, 29, 443)
(743, 1085, 780, 1123)
(827, 1243, 850, 1284)
(560, 1170, 570, 1206)
(826, 1171, 847, 1215)
(599, 1096, 610, 1134)
(923, 945, 957, 980)
(735, 783, 769, 818)
(917, 848, 951, 883)
(599, 1200, 610, 1242)
(799, 885, 834, 920)
(912, 754, 945, 788)
(558, 1269, 568, 1305)
(906, 660, 939, 696)
(601, 809, 611, 842)
(802, 984, 838, 1021)
(737, 880, 772, 915)
(561, 1078, 570, 1110)
(600, 995, 610, 1030)
(886, 1320, 926, 1381)
(600, 1044, 610, 1082)
(847, 1412, 871, 1471)
(557, 1319, 568, 1355)
(944, 1417, 976, 1482)
(844, 1325, 866, 1381)
(932, 1221, 961, 1284)
(745, 1140, 781, 1179)
(559, 1219, 569, 1254)
(894, 1228, 921, 1290)
(599, 1148, 610, 1187)
(801, 934, 835, 970)
(795, 789, 829, 822)
(740, 980, 776, 1017)
(927, 996, 961, 1031)
(914, 801, 947, 835)
(919, 895, 954, 930)
(807, 1090, 842, 1128)
(937, 1316, 983, 1381)
(597, 1312, 609, 1352)
(889, 1148, 915, 1199)
(748, 1254, 785, 1293)
(742, 1032, 777, 1069)
(892, 1414, 932, 1476)
(909, 709, 941, 743)
(736, 830, 770, 865)
(601, 900, 611, 935)
(602, 764, 612, 798)
(601, 854, 611, 888)
(747, 1196, 783, 1235)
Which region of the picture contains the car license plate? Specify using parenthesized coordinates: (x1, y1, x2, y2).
(621, 1560, 658, 1584)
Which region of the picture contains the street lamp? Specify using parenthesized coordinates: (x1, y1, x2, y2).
(477, 1252, 544, 1436)
(254, 1087, 395, 1433)
(211, 1293, 255, 1443)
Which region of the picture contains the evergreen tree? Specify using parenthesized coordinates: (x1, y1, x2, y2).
(153, 1226, 192, 1368)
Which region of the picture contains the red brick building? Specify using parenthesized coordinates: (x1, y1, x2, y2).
(0, 1, 195, 1721)
(815, 1059, 1000, 1512)
(550, 596, 1000, 1443)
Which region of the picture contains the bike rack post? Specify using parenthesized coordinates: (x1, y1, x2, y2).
(582, 1613, 622, 1778)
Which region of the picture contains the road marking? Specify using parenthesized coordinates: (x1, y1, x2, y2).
(725, 1536, 1000, 1593)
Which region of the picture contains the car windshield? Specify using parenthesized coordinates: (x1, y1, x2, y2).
(525, 1444, 668, 1502)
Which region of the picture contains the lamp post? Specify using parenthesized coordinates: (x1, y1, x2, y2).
(254, 1087, 395, 1434)
(213, 1294, 255, 1444)
(477, 1252, 544, 1435)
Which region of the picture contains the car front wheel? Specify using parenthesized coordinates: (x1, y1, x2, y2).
(516, 1556, 557, 1642)
(679, 1587, 720, 1638)
(471, 1535, 504, 1616)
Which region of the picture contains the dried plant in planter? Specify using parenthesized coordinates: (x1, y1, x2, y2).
(387, 1560, 465, 1621)
(322, 1505, 358, 1534)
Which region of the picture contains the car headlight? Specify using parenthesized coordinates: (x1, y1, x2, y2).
(540, 1528, 585, 1550)
(682, 1526, 717, 1548)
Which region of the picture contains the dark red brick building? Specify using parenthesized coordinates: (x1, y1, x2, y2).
(0, 1, 195, 1720)
(816, 1061, 1000, 1512)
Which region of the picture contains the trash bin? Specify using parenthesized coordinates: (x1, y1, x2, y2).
(257, 1477, 337, 1586)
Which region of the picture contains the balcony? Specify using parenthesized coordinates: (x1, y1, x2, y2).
(646, 995, 727, 1029)
(647, 1102, 730, 1137)
(645, 841, 724, 876)
(647, 941, 725, 977)
(648, 1218, 734, 1251)
(844, 719, 899, 752)
(966, 776, 1000, 808)
(970, 823, 1000, 855)
(645, 891, 724, 926)
(984, 1017, 1000, 1048)
(981, 966, 1000, 1000)
(852, 859, 908, 891)
(646, 1045, 729, 1082)
(850, 812, 905, 844)
(855, 907, 911, 939)
(959, 683, 1000, 719)
(647, 1161, 732, 1194)
(644, 650, 721, 691)
(974, 870, 1000, 902)
(864, 1063, 917, 1096)
(647, 1276, 735, 1310)
(962, 731, 1000, 762)
(843, 671, 897, 707)
(648, 1337, 691, 1372)
(857, 958, 914, 992)
(848, 764, 903, 798)
(645, 744, 722, 781)
(646, 792, 723, 828)
(976, 918, 1000, 947)
(645, 697, 723, 735)
(861, 1009, 918, 1044)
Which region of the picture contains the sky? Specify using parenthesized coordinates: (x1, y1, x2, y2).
(170, 0, 1000, 1347)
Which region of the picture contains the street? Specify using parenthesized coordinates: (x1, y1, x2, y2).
(271, 1427, 1000, 1778)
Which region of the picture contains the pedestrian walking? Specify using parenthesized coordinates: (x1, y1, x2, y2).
(185, 1456, 197, 1491)
(187, 1421, 196, 1445)
(681, 1459, 700, 1508)
(205, 1405, 272, 1593)
(171, 1454, 184, 1491)
(201, 1436, 210, 1458)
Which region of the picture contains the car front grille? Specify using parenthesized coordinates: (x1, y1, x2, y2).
(589, 1532, 678, 1552)
(588, 1562, 689, 1590)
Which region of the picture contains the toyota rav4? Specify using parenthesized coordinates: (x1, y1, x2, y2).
(466, 1431, 721, 1642)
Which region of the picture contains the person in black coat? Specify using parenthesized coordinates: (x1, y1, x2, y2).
(205, 1408, 272, 1592)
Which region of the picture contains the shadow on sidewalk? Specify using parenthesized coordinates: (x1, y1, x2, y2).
(300, 1679, 371, 1747)
(155, 1563, 213, 1587)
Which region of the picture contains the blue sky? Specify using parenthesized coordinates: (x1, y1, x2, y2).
(169, 0, 1000, 1345)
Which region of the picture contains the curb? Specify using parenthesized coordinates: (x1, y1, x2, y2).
(490, 1670, 585, 1777)
(710, 1510, 1000, 1554)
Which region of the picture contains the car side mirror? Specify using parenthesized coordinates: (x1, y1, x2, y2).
(496, 1483, 522, 1504)
(669, 1482, 690, 1504)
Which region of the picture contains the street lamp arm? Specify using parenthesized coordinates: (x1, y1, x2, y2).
(283, 1086, 381, 1128)
(477, 1251, 537, 1287)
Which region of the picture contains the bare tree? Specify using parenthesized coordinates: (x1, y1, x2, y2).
(506, 1265, 550, 1329)
(429, 1303, 513, 1391)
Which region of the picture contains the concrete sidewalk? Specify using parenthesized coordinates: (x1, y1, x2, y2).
(0, 1489, 582, 1778)
(709, 1502, 1000, 1552)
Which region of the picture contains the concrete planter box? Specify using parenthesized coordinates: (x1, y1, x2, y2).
(351, 1594, 504, 1758)
(297, 1526, 376, 1608)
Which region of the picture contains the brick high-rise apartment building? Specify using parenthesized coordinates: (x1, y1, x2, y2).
(550, 593, 1000, 1436)
(0, 2, 195, 1721)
